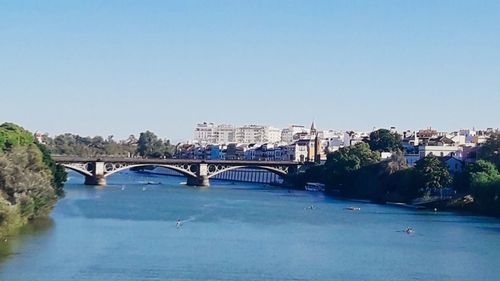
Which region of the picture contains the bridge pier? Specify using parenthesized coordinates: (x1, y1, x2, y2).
(185, 163, 210, 187)
(186, 175, 210, 187)
(84, 161, 107, 186)
(84, 175, 107, 186)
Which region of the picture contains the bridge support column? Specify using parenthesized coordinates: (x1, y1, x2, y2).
(84, 161, 107, 186)
(84, 175, 107, 186)
(186, 175, 209, 187)
(186, 163, 210, 187)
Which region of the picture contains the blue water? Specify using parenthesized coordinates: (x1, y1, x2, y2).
(0, 171, 499, 281)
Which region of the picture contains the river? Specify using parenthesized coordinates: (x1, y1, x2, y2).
(0, 171, 499, 281)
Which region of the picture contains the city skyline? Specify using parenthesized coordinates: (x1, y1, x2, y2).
(1, 1, 499, 140)
(33, 120, 498, 144)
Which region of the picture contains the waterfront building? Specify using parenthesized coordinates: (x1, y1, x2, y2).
(402, 129, 464, 166)
(287, 139, 316, 162)
(441, 156, 464, 175)
(207, 144, 226, 160)
(419, 145, 462, 158)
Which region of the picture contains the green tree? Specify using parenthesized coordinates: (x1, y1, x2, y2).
(467, 160, 500, 215)
(414, 155, 452, 190)
(0, 122, 35, 153)
(324, 142, 380, 188)
(137, 131, 160, 157)
(36, 142, 67, 196)
(137, 131, 175, 158)
(383, 168, 419, 202)
(325, 142, 380, 174)
(477, 132, 500, 170)
(0, 146, 57, 220)
(368, 129, 402, 152)
(468, 160, 499, 185)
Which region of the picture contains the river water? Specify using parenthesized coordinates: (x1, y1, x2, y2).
(1, 171, 499, 281)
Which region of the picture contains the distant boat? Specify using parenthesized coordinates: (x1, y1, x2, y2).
(304, 182, 325, 192)
(345, 207, 361, 211)
(146, 181, 161, 185)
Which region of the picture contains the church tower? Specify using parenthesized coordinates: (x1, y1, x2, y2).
(309, 121, 322, 163)
(310, 121, 317, 136)
(314, 131, 321, 164)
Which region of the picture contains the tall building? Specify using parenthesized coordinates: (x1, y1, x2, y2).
(194, 122, 215, 143)
(235, 125, 267, 143)
(281, 125, 307, 143)
(265, 127, 282, 143)
(195, 123, 283, 144)
(213, 124, 236, 144)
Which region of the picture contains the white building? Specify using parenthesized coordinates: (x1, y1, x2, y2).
(194, 122, 215, 144)
(343, 131, 368, 146)
(236, 125, 266, 143)
(235, 125, 281, 144)
(419, 145, 462, 158)
(213, 124, 236, 144)
(265, 127, 282, 143)
(281, 125, 307, 143)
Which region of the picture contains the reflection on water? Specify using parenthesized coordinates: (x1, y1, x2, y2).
(0, 171, 499, 281)
(0, 217, 54, 263)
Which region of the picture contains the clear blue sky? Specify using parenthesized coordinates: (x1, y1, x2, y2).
(1, 0, 499, 141)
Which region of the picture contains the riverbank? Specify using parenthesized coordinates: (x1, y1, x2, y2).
(320, 188, 500, 218)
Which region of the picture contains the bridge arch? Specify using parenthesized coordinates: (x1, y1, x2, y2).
(103, 164, 198, 179)
(61, 164, 93, 177)
(207, 165, 288, 179)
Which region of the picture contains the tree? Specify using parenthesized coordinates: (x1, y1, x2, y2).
(384, 149, 408, 175)
(136, 131, 176, 158)
(468, 160, 499, 185)
(0, 122, 35, 153)
(414, 155, 452, 190)
(368, 129, 402, 152)
(126, 134, 138, 145)
(325, 142, 380, 173)
(383, 168, 419, 202)
(137, 131, 160, 157)
(36, 142, 67, 196)
(467, 160, 500, 215)
(477, 132, 500, 170)
(0, 146, 57, 222)
(324, 142, 380, 187)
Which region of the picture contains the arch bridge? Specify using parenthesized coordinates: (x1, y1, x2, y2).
(52, 156, 303, 187)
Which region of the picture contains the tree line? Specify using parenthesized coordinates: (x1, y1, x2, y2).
(42, 130, 176, 158)
(287, 128, 500, 216)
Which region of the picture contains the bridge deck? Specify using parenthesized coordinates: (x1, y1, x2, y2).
(52, 156, 300, 166)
